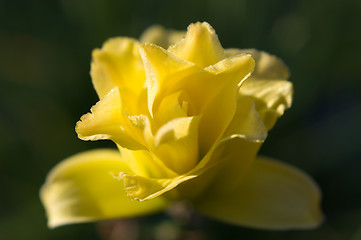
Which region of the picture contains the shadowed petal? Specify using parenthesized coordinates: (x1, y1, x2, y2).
(225, 48, 289, 80)
(225, 49, 292, 129)
(195, 156, 323, 230)
(119, 135, 260, 202)
(240, 79, 293, 129)
(40, 149, 168, 228)
(223, 95, 267, 141)
(140, 25, 185, 48)
(152, 116, 200, 174)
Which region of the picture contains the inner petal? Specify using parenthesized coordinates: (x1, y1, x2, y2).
(151, 116, 200, 174)
(153, 91, 188, 128)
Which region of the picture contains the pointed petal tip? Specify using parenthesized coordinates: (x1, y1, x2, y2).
(187, 22, 215, 34)
(139, 43, 166, 58)
(185, 22, 218, 46)
(168, 22, 224, 67)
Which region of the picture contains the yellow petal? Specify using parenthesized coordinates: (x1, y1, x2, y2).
(153, 91, 188, 127)
(119, 172, 197, 201)
(223, 95, 267, 141)
(118, 147, 178, 179)
(40, 149, 168, 228)
(198, 55, 255, 154)
(240, 79, 293, 129)
(119, 134, 260, 202)
(115, 140, 219, 201)
(224, 49, 292, 129)
(91, 38, 147, 116)
(139, 44, 199, 115)
(225, 48, 289, 80)
(171, 54, 253, 118)
(91, 38, 146, 101)
(169, 22, 225, 67)
(75, 88, 145, 150)
(152, 116, 200, 174)
(114, 53, 258, 200)
(195, 156, 324, 230)
(176, 135, 262, 200)
(140, 25, 185, 48)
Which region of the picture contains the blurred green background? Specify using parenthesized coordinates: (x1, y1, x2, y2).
(1, 0, 361, 239)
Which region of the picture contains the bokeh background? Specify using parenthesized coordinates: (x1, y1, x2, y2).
(1, 0, 361, 239)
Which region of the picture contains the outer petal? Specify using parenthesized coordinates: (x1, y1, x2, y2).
(169, 22, 225, 68)
(195, 156, 323, 230)
(140, 25, 185, 49)
(239, 79, 293, 129)
(226, 49, 293, 129)
(225, 48, 289, 80)
(40, 149, 168, 228)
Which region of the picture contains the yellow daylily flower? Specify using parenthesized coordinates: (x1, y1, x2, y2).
(40, 22, 323, 230)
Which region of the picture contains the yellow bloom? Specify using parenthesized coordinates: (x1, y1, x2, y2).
(40, 22, 323, 229)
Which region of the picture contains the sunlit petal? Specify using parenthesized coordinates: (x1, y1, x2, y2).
(198, 55, 255, 154)
(75, 88, 145, 150)
(91, 38, 146, 102)
(169, 22, 225, 67)
(139, 44, 199, 115)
